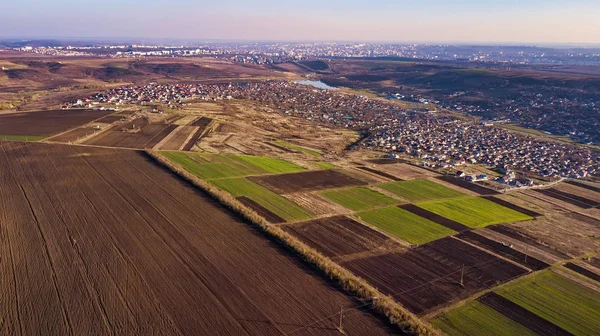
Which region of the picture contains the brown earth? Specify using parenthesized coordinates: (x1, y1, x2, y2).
(160, 126, 197, 150)
(0, 141, 397, 335)
(553, 183, 600, 203)
(564, 263, 600, 282)
(436, 176, 499, 195)
(376, 163, 440, 180)
(341, 237, 528, 316)
(0, 109, 112, 136)
(282, 216, 396, 259)
(358, 166, 403, 181)
(249, 170, 367, 194)
(477, 292, 571, 336)
(282, 192, 351, 216)
(456, 231, 549, 271)
(533, 188, 597, 209)
(566, 180, 600, 193)
(84, 118, 177, 149)
(48, 126, 98, 143)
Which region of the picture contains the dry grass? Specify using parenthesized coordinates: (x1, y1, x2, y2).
(146, 150, 440, 336)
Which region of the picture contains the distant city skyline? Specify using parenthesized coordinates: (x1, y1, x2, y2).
(2, 0, 599, 44)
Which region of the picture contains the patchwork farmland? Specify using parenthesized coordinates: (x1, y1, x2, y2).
(434, 271, 600, 336)
(379, 179, 467, 202)
(0, 141, 397, 335)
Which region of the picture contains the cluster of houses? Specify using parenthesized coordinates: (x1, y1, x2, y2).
(72, 80, 599, 180)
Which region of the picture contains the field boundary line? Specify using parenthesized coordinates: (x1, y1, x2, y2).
(145, 150, 440, 336)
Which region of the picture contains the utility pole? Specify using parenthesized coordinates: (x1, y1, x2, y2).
(337, 306, 344, 334)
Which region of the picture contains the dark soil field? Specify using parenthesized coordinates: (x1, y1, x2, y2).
(182, 127, 205, 151)
(96, 115, 125, 124)
(398, 204, 469, 232)
(488, 225, 571, 260)
(342, 237, 528, 315)
(436, 176, 499, 195)
(190, 116, 213, 127)
(84, 118, 177, 149)
(483, 196, 543, 217)
(566, 180, 600, 193)
(358, 166, 403, 181)
(249, 170, 367, 194)
(457, 231, 549, 271)
(533, 188, 597, 209)
(0, 141, 397, 335)
(366, 158, 407, 165)
(0, 109, 112, 136)
(564, 263, 600, 282)
(49, 126, 98, 142)
(282, 216, 394, 258)
(477, 292, 571, 336)
(237, 196, 285, 224)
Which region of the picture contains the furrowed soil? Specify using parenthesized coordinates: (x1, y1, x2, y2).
(456, 231, 549, 271)
(160, 126, 197, 150)
(342, 237, 528, 315)
(282, 216, 396, 259)
(436, 176, 499, 195)
(564, 263, 600, 282)
(0, 141, 398, 335)
(249, 170, 367, 194)
(84, 119, 177, 149)
(0, 109, 112, 136)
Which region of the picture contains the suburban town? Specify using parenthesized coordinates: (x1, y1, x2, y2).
(73, 80, 600, 181)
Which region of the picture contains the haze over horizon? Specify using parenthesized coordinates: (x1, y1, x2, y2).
(2, 0, 600, 45)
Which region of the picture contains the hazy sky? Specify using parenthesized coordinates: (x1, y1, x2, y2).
(1, 0, 599, 44)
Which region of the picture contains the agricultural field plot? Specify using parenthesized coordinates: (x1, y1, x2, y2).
(249, 169, 367, 194)
(161, 151, 305, 180)
(282, 216, 397, 258)
(320, 187, 400, 211)
(182, 117, 213, 150)
(436, 175, 499, 195)
(84, 118, 178, 149)
(356, 207, 456, 245)
(342, 237, 528, 315)
(0, 141, 395, 335)
(283, 192, 351, 216)
(159, 125, 197, 150)
(314, 161, 337, 170)
(398, 204, 469, 232)
(358, 166, 402, 181)
(379, 179, 467, 202)
(374, 163, 439, 180)
(432, 300, 539, 336)
(496, 270, 600, 336)
(48, 126, 99, 143)
(210, 177, 313, 221)
(553, 182, 600, 203)
(418, 197, 534, 228)
(563, 263, 600, 282)
(457, 231, 549, 271)
(274, 140, 322, 157)
(482, 196, 542, 218)
(0, 109, 112, 137)
(566, 180, 600, 193)
(534, 188, 599, 209)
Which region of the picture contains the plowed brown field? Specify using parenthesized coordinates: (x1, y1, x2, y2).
(0, 109, 112, 136)
(342, 237, 528, 315)
(84, 118, 177, 149)
(249, 170, 367, 194)
(0, 141, 397, 335)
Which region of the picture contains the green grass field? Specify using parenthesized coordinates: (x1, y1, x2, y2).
(356, 206, 455, 244)
(418, 197, 533, 228)
(160, 152, 305, 180)
(0, 135, 47, 141)
(210, 178, 313, 221)
(432, 301, 537, 336)
(314, 161, 337, 170)
(379, 179, 466, 202)
(496, 271, 600, 336)
(320, 187, 400, 211)
(275, 140, 322, 157)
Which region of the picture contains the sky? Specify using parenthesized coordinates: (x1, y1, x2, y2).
(1, 0, 599, 44)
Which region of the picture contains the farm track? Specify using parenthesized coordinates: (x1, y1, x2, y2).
(0, 141, 397, 335)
